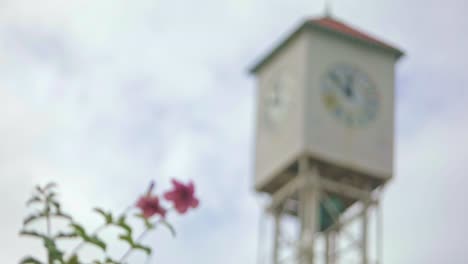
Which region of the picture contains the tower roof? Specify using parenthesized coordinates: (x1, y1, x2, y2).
(249, 17, 404, 74)
(310, 17, 400, 51)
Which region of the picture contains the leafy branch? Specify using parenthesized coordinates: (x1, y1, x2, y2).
(19, 180, 199, 264)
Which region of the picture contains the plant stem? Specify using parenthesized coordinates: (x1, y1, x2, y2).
(69, 223, 107, 257)
(47, 216, 52, 264)
(118, 228, 151, 263)
(44, 193, 52, 264)
(68, 205, 135, 259)
(118, 218, 163, 263)
(47, 215, 51, 237)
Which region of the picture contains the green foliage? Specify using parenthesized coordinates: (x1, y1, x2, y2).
(21, 189, 69, 262)
(65, 255, 79, 264)
(132, 244, 152, 255)
(44, 237, 64, 262)
(70, 223, 107, 251)
(86, 235, 107, 251)
(116, 215, 132, 235)
(118, 232, 152, 256)
(23, 212, 46, 226)
(20, 181, 188, 264)
(69, 223, 86, 238)
(26, 196, 42, 206)
(20, 230, 48, 240)
(92, 257, 120, 264)
(20, 183, 77, 264)
(19, 256, 43, 264)
(93, 208, 113, 224)
(116, 215, 152, 256)
(54, 232, 78, 240)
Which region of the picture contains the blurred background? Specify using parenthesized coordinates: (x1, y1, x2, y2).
(0, 0, 467, 263)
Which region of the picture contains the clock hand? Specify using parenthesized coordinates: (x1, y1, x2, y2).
(330, 72, 356, 99)
(344, 74, 354, 98)
(330, 73, 348, 96)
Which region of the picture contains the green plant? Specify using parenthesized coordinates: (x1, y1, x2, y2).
(19, 180, 199, 264)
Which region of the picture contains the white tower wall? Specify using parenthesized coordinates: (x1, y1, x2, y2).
(254, 32, 309, 190)
(304, 29, 397, 179)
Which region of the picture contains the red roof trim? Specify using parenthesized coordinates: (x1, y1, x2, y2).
(309, 17, 399, 51)
(249, 17, 404, 74)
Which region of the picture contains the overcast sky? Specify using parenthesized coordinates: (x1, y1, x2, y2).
(0, 0, 467, 263)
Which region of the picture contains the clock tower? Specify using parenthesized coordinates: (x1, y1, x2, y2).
(250, 16, 403, 264)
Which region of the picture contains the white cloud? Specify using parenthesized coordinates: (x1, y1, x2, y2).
(0, 0, 467, 263)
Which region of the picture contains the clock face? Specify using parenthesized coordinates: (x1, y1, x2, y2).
(321, 64, 379, 127)
(264, 72, 292, 127)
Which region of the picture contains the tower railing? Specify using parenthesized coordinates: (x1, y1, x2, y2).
(261, 157, 385, 264)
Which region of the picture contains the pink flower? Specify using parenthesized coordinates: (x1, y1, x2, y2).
(164, 179, 199, 214)
(136, 182, 166, 218)
(136, 196, 166, 218)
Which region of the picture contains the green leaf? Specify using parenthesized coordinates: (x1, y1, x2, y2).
(49, 250, 64, 263)
(26, 196, 42, 206)
(85, 235, 107, 251)
(19, 256, 43, 264)
(70, 223, 106, 251)
(116, 215, 132, 235)
(53, 211, 73, 221)
(23, 212, 46, 226)
(35, 185, 44, 194)
(46, 192, 57, 202)
(160, 220, 176, 237)
(54, 232, 78, 239)
(43, 238, 64, 262)
(118, 233, 134, 246)
(133, 243, 152, 255)
(104, 257, 120, 264)
(94, 208, 113, 224)
(51, 201, 61, 211)
(144, 218, 155, 229)
(43, 237, 55, 248)
(70, 223, 87, 238)
(20, 230, 48, 240)
(66, 255, 80, 264)
(91, 257, 120, 264)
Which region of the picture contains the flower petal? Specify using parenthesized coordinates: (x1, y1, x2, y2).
(188, 182, 194, 194)
(172, 179, 184, 189)
(174, 202, 187, 213)
(165, 179, 199, 214)
(190, 197, 199, 208)
(164, 191, 177, 200)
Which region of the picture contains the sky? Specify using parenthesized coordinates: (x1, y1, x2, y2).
(0, 0, 467, 263)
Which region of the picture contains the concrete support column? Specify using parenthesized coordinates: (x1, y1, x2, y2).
(325, 232, 330, 264)
(362, 204, 369, 264)
(326, 230, 337, 264)
(272, 208, 281, 264)
(299, 158, 319, 264)
(377, 201, 382, 264)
